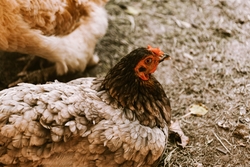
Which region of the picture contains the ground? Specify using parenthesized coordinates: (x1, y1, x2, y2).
(1, 0, 250, 166)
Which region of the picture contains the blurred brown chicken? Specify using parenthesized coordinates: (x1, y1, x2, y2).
(0, 46, 171, 167)
(0, 0, 108, 84)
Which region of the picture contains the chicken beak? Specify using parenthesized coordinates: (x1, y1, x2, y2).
(159, 53, 171, 63)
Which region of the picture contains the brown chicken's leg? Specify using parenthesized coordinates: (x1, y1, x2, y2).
(9, 56, 57, 87)
(16, 55, 38, 77)
(9, 66, 56, 87)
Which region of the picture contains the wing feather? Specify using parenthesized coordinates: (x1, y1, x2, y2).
(16, 0, 91, 36)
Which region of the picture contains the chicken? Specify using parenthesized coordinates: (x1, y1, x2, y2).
(0, 0, 108, 84)
(0, 45, 171, 167)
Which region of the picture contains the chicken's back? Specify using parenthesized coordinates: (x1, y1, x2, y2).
(0, 78, 168, 167)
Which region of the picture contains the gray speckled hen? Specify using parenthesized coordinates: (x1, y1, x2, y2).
(0, 46, 171, 167)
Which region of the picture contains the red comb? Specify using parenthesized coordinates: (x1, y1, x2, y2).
(147, 45, 164, 56)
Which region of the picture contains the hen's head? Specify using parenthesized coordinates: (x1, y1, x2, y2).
(100, 45, 171, 127)
(134, 45, 170, 81)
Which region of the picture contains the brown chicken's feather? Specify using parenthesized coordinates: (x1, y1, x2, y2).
(19, 0, 90, 36)
(0, 47, 171, 166)
(100, 48, 171, 127)
(0, 0, 108, 74)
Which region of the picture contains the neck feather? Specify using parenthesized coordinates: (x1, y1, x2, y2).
(93, 72, 171, 128)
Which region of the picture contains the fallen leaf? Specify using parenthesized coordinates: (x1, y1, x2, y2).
(119, 4, 140, 15)
(189, 103, 208, 116)
(173, 18, 191, 28)
(215, 28, 232, 37)
(182, 103, 209, 118)
(169, 120, 189, 148)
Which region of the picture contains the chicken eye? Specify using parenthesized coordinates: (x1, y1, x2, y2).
(144, 58, 152, 65)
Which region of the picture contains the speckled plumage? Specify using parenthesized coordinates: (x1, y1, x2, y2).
(0, 0, 108, 74)
(0, 47, 171, 167)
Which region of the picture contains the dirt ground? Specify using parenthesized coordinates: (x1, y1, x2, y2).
(1, 0, 250, 166)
